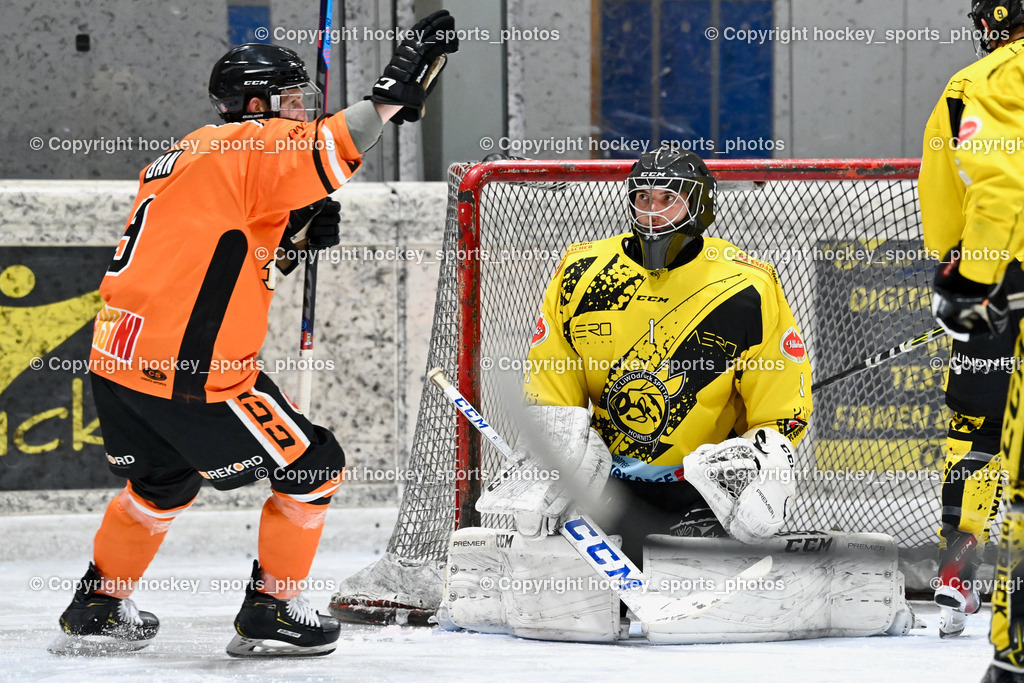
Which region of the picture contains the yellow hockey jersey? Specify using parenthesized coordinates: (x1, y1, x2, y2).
(934, 41, 1024, 286)
(920, 39, 1024, 261)
(524, 234, 812, 483)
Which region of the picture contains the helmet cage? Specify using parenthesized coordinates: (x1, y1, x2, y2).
(627, 176, 705, 237)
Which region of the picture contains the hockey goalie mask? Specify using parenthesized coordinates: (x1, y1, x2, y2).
(627, 147, 717, 271)
(209, 43, 322, 122)
(970, 0, 1024, 53)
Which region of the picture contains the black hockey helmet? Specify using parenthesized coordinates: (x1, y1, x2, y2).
(626, 145, 717, 271)
(209, 43, 320, 122)
(970, 0, 1024, 52)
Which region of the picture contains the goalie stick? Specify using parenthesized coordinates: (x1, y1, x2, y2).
(427, 367, 773, 624)
(812, 292, 1024, 392)
(297, 0, 334, 414)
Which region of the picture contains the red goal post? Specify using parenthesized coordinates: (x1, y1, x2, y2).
(331, 157, 955, 626)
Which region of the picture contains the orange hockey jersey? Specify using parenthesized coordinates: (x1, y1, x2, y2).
(90, 113, 362, 402)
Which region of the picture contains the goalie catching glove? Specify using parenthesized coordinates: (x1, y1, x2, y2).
(683, 428, 796, 544)
(476, 405, 612, 539)
(369, 10, 459, 124)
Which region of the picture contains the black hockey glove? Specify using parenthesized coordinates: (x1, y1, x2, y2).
(932, 246, 1008, 341)
(369, 9, 459, 124)
(276, 198, 341, 275)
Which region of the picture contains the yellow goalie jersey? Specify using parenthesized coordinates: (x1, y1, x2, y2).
(919, 38, 1024, 261)
(524, 234, 812, 483)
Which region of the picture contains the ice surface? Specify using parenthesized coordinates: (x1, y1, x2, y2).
(0, 506, 994, 682)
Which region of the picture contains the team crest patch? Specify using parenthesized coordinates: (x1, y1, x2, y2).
(780, 326, 806, 363)
(776, 417, 808, 440)
(607, 369, 671, 445)
(531, 313, 550, 347)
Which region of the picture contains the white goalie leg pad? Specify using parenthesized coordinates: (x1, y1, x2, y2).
(683, 428, 796, 544)
(438, 527, 619, 642)
(475, 405, 612, 539)
(641, 532, 913, 643)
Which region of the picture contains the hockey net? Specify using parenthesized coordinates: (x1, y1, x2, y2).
(330, 158, 964, 624)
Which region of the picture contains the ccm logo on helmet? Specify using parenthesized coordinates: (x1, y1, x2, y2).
(243, 80, 269, 86)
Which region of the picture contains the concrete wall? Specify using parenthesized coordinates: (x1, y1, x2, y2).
(0, 0, 982, 182)
(0, 180, 447, 509)
(0, 0, 421, 181)
(778, 0, 974, 158)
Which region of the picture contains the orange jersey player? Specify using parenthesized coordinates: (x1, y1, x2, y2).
(90, 102, 362, 402)
(49, 10, 459, 659)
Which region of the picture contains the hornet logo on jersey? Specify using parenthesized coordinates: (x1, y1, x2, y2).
(607, 368, 681, 445)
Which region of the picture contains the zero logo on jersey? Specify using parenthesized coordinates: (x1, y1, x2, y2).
(780, 326, 806, 363)
(531, 314, 550, 347)
(607, 369, 670, 444)
(958, 116, 983, 143)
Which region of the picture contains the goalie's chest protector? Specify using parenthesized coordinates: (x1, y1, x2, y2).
(550, 235, 804, 475)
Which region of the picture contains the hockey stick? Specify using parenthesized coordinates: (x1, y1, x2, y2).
(297, 0, 334, 414)
(811, 292, 1024, 392)
(427, 367, 773, 624)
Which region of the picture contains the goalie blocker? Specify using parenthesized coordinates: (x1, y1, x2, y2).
(440, 529, 916, 643)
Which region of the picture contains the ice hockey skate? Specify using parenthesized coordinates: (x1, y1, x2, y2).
(226, 561, 341, 657)
(48, 562, 159, 656)
(934, 531, 981, 639)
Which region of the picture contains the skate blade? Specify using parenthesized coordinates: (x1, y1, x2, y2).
(938, 608, 967, 639)
(226, 634, 337, 658)
(47, 632, 152, 656)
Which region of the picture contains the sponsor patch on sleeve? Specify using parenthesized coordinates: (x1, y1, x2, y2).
(780, 326, 806, 363)
(958, 116, 982, 143)
(531, 313, 550, 348)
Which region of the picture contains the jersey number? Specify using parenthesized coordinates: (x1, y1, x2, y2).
(238, 392, 298, 450)
(107, 196, 155, 276)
